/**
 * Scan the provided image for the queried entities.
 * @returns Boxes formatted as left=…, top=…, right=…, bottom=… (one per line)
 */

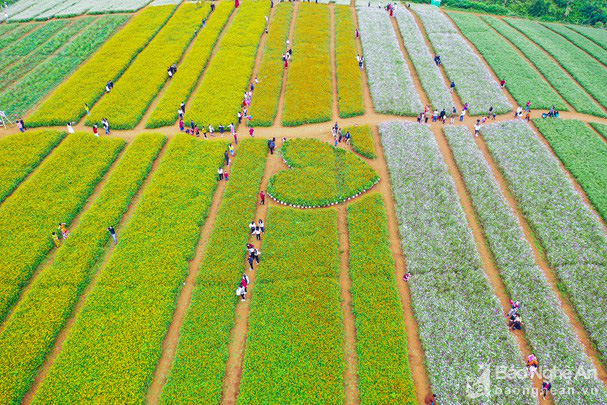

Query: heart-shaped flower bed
left=267, top=138, right=379, bottom=207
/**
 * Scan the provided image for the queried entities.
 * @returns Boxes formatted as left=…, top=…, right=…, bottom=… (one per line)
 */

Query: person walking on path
left=181, top=101, right=186, bottom=114
left=178, top=108, right=184, bottom=120
left=179, top=119, right=185, bottom=132
left=249, top=127, right=254, bottom=137
left=224, top=150, right=230, bottom=166
left=102, top=118, right=110, bottom=135
left=459, top=109, right=465, bottom=122
left=424, top=393, right=437, bottom=405
left=450, top=81, right=455, bottom=93
left=254, top=226, right=261, bottom=240
left=237, top=111, right=242, bottom=124
left=218, top=167, right=224, bottom=181
left=258, top=219, right=265, bottom=233
left=229, top=143, right=235, bottom=157
left=541, top=380, right=552, bottom=400
left=67, top=122, right=75, bottom=134
left=93, top=124, right=99, bottom=137
left=268, top=137, right=276, bottom=154
left=59, top=223, right=69, bottom=239
left=241, top=273, right=250, bottom=292
left=17, top=120, right=24, bottom=133
left=260, top=190, right=265, bottom=205
left=85, top=103, right=91, bottom=116
left=52, top=232, right=61, bottom=248
left=236, top=285, right=247, bottom=301
left=249, top=221, right=256, bottom=234
left=224, top=170, right=229, bottom=181
left=107, top=226, right=117, bottom=244
left=500, top=78, right=506, bottom=88
left=474, top=120, right=481, bottom=137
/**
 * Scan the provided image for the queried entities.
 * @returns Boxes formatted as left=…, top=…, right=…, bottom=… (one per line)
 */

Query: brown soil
left=22, top=140, right=168, bottom=404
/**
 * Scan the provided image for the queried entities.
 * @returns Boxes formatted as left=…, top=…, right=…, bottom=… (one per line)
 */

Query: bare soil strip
left=0, top=143, right=127, bottom=334
left=369, top=124, right=432, bottom=402
left=474, top=133, right=607, bottom=385
left=22, top=140, right=168, bottom=404
left=430, top=125, right=548, bottom=400
left=337, top=205, right=361, bottom=404
left=330, top=4, right=339, bottom=121
left=273, top=2, right=299, bottom=127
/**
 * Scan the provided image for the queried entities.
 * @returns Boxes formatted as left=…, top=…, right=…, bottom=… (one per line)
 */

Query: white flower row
left=380, top=120, right=532, bottom=404
left=7, top=0, right=151, bottom=20
left=394, top=8, right=455, bottom=112
left=411, top=5, right=511, bottom=115
left=482, top=120, right=607, bottom=370
left=356, top=6, right=423, bottom=116
left=444, top=125, right=607, bottom=403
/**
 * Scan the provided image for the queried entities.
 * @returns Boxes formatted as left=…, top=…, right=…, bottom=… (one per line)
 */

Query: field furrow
left=0, top=23, right=39, bottom=52
left=568, top=24, right=607, bottom=51
left=0, top=133, right=165, bottom=405
left=542, top=22, right=607, bottom=66
left=32, top=135, right=227, bottom=403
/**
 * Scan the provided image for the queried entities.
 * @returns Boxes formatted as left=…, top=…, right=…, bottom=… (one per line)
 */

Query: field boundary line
left=273, top=2, right=298, bottom=127
left=541, top=22, right=607, bottom=70
left=586, top=121, right=607, bottom=146
left=330, top=4, right=339, bottom=121
left=350, top=6, right=374, bottom=114
left=21, top=139, right=169, bottom=404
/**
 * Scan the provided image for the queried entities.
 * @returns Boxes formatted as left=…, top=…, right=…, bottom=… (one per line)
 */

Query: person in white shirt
left=67, top=122, right=75, bottom=134
left=236, top=285, right=246, bottom=301
left=249, top=221, right=256, bottom=234
left=474, top=123, right=481, bottom=137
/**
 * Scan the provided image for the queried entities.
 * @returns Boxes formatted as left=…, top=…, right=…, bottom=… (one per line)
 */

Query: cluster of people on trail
left=282, top=43, right=293, bottom=69
left=356, top=53, right=364, bottom=71
left=331, top=122, right=351, bottom=147
left=434, top=54, right=442, bottom=66
left=249, top=219, right=265, bottom=240
left=542, top=105, right=560, bottom=119
left=384, top=2, right=398, bottom=16
left=217, top=144, right=234, bottom=182
left=16, top=117, right=25, bottom=132
left=90, top=118, right=110, bottom=137
left=167, top=64, right=178, bottom=78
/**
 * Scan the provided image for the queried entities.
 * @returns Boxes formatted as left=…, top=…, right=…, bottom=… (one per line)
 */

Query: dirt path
left=146, top=143, right=233, bottom=405
left=390, top=15, right=430, bottom=109
left=429, top=125, right=548, bottom=401
left=474, top=133, right=607, bottom=385
left=22, top=140, right=168, bottom=404
left=337, top=205, right=361, bottom=404
left=273, top=2, right=299, bottom=127
left=330, top=4, right=339, bottom=121
left=0, top=142, right=127, bottom=332
left=369, top=125, right=432, bottom=402
left=349, top=6, right=374, bottom=114
left=219, top=151, right=279, bottom=405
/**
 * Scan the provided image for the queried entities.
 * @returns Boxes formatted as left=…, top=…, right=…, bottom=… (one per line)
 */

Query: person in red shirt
left=259, top=190, right=265, bottom=205
left=500, top=79, right=506, bottom=88
left=424, top=393, right=437, bottom=405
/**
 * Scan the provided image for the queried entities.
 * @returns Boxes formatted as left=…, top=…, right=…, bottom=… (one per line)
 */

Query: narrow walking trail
left=23, top=140, right=169, bottom=404
left=349, top=6, right=374, bottom=114
left=273, top=1, right=299, bottom=127
left=330, top=3, right=339, bottom=121
left=337, top=205, right=361, bottom=405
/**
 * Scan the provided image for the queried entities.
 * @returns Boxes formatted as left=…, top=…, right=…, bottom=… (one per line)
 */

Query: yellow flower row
left=0, top=133, right=125, bottom=324
left=282, top=3, right=332, bottom=126
left=0, top=133, right=166, bottom=405
left=347, top=194, right=418, bottom=404
left=335, top=5, right=365, bottom=118
left=344, top=124, right=376, bottom=158
left=247, top=3, right=293, bottom=127
left=86, top=4, right=207, bottom=129
left=0, top=130, right=64, bottom=204
left=186, top=0, right=271, bottom=127
left=162, top=139, right=268, bottom=403
left=33, top=135, right=228, bottom=403
left=146, top=2, right=234, bottom=129
left=27, top=5, right=176, bottom=126
left=239, top=207, right=345, bottom=403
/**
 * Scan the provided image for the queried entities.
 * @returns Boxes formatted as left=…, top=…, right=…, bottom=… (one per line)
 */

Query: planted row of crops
left=33, top=135, right=227, bottom=403
left=0, top=133, right=124, bottom=325
left=347, top=194, right=417, bottom=403
left=481, top=120, right=607, bottom=366
left=506, top=18, right=607, bottom=110
left=161, top=139, right=267, bottom=403
left=186, top=0, right=270, bottom=127
left=394, top=8, right=454, bottom=112
left=335, top=5, right=365, bottom=118
left=568, top=24, right=607, bottom=51
left=87, top=4, right=206, bottom=129
left=0, top=133, right=165, bottom=405
left=147, top=2, right=234, bottom=129
left=533, top=119, right=607, bottom=223
left=412, top=5, right=511, bottom=115
left=238, top=207, right=345, bottom=403
left=27, top=6, right=175, bottom=126
left=282, top=3, right=332, bottom=126
left=0, top=23, right=38, bottom=52
left=345, top=124, right=376, bottom=159
left=483, top=16, right=605, bottom=117
left=444, top=125, right=607, bottom=403
left=448, top=13, right=566, bottom=110
left=247, top=2, right=293, bottom=127
left=0, top=130, right=64, bottom=205
left=379, top=121, right=531, bottom=403
left=268, top=138, right=378, bottom=207
left=356, top=6, right=422, bottom=115
left=0, top=15, right=129, bottom=118
left=542, top=23, right=607, bottom=66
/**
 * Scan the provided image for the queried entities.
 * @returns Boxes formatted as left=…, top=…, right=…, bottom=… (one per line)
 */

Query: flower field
left=542, top=23, right=607, bottom=66
left=282, top=3, right=332, bottom=126
left=347, top=194, right=417, bottom=403
left=0, top=133, right=124, bottom=324
left=335, top=5, right=365, bottom=118
left=268, top=138, right=378, bottom=207
left=33, top=135, right=227, bottom=403
left=146, top=3, right=233, bottom=129
left=161, top=139, right=267, bottom=403
left=4, top=0, right=151, bottom=20
left=380, top=121, right=532, bottom=403
left=27, top=6, right=175, bottom=126
left=0, top=15, right=129, bottom=118
left=484, top=16, right=606, bottom=117
left=247, top=3, right=293, bottom=127
left=444, top=125, right=607, bottom=403
left=394, top=8, right=454, bottom=112
left=412, top=5, right=511, bottom=115
left=568, top=24, right=607, bottom=51
left=448, top=13, right=566, bottom=110
left=86, top=4, right=206, bottom=129
left=344, top=124, right=375, bottom=159
left=185, top=0, right=270, bottom=127
left=0, top=130, right=64, bottom=205
left=533, top=119, right=607, bottom=223
left=0, top=133, right=165, bottom=405
left=482, top=120, right=607, bottom=365
left=356, top=6, right=422, bottom=115
left=506, top=18, right=607, bottom=110
left=238, top=207, right=345, bottom=403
